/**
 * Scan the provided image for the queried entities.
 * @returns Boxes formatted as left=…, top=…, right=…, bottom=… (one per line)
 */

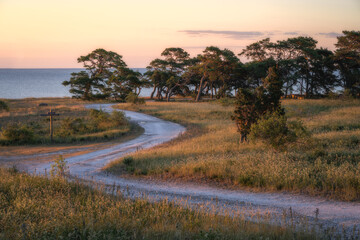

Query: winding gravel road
left=2, top=104, right=360, bottom=234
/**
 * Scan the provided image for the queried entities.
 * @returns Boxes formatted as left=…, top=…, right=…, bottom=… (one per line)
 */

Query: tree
left=334, top=30, right=360, bottom=97
left=194, top=47, right=239, bottom=101
left=145, top=48, right=190, bottom=101
left=242, top=58, right=276, bottom=88
left=232, top=67, right=284, bottom=142
left=145, top=58, right=169, bottom=100
left=107, top=68, right=146, bottom=101
left=63, top=71, right=103, bottom=100
left=269, top=37, right=318, bottom=96
left=307, top=48, right=338, bottom=95
left=63, top=49, right=127, bottom=100
left=161, top=48, right=190, bottom=101
left=240, top=36, right=333, bottom=97
left=240, top=38, right=271, bottom=62
left=232, top=88, right=261, bottom=142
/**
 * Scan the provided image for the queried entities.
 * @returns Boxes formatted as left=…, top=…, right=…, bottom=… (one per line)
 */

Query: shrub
left=0, top=100, right=9, bottom=112
left=125, top=92, right=145, bottom=105
left=56, top=117, right=87, bottom=137
left=50, top=155, right=69, bottom=178
left=110, top=111, right=128, bottom=126
left=123, top=156, right=135, bottom=173
left=89, top=109, right=110, bottom=123
left=88, top=109, right=129, bottom=131
left=1, top=123, right=34, bottom=144
left=123, top=156, right=134, bottom=166
left=249, top=112, right=309, bottom=151
left=89, top=109, right=112, bottom=131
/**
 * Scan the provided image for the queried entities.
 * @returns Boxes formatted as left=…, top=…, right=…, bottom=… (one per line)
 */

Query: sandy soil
left=2, top=103, right=359, bottom=234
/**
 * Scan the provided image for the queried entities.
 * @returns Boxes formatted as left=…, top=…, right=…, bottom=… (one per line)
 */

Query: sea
left=0, top=68, right=150, bottom=99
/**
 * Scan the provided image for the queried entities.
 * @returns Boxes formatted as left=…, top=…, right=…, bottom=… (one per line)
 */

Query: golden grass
left=0, top=167, right=334, bottom=239
left=0, top=98, right=137, bottom=145
left=107, top=99, right=360, bottom=201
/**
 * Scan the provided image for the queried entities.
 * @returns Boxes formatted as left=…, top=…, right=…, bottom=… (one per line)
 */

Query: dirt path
left=2, top=103, right=359, bottom=234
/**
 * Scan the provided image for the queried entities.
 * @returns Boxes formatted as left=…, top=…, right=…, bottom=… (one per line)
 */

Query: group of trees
left=64, top=31, right=359, bottom=101
left=63, top=49, right=149, bottom=101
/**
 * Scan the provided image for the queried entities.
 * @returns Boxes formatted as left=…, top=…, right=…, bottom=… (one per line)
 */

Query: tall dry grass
left=107, top=99, right=360, bottom=201
left=0, top=167, right=329, bottom=239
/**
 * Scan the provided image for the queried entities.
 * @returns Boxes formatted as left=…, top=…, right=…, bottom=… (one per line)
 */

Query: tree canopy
left=334, top=30, right=360, bottom=96
left=63, top=48, right=146, bottom=101
left=64, top=31, right=359, bottom=101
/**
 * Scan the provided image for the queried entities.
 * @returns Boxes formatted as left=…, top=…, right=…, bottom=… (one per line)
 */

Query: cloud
left=284, top=32, right=299, bottom=35
left=179, top=30, right=264, bottom=39
left=182, top=45, right=246, bottom=49
left=318, top=32, right=342, bottom=38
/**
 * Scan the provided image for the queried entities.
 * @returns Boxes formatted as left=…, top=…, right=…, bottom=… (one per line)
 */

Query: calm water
left=0, top=68, right=149, bottom=99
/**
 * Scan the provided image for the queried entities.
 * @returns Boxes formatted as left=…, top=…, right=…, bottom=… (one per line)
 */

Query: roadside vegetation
left=108, top=99, right=360, bottom=201
left=0, top=166, right=345, bottom=240
left=0, top=98, right=133, bottom=145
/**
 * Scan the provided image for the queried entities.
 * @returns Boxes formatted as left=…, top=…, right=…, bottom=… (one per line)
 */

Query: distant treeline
left=63, top=30, right=360, bottom=101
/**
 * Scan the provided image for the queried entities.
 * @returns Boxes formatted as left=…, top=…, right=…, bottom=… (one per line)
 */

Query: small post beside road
left=40, top=108, right=60, bottom=143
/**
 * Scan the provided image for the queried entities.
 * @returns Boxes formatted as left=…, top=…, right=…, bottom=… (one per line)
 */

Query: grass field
left=107, top=99, right=360, bottom=201
left=0, top=98, right=134, bottom=145
left=0, top=167, right=338, bottom=240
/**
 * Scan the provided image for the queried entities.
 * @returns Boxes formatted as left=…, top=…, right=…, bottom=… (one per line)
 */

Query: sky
left=0, top=0, right=359, bottom=68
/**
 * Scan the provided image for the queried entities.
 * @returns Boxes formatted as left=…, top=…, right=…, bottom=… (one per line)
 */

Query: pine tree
left=232, top=67, right=284, bottom=143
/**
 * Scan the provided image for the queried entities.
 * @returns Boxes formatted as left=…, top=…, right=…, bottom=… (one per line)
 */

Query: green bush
left=1, top=123, right=34, bottom=144
left=110, top=111, right=128, bottom=126
left=88, top=109, right=128, bottom=131
left=88, top=109, right=112, bottom=131
left=125, top=92, right=145, bottom=105
left=54, top=109, right=128, bottom=139
left=123, top=156, right=134, bottom=166
left=0, top=100, right=9, bottom=112
left=50, top=155, right=69, bottom=178
left=56, top=117, right=87, bottom=137
left=249, top=112, right=309, bottom=151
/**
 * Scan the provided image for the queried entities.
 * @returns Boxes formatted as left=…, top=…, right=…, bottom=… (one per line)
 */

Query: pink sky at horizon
left=0, top=0, right=359, bottom=68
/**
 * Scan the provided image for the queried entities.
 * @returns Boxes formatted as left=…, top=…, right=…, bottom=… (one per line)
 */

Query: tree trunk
left=240, top=134, right=247, bottom=143
left=150, top=86, right=156, bottom=99
left=195, top=76, right=206, bottom=102
left=156, top=87, right=162, bottom=100
left=167, top=86, right=177, bottom=102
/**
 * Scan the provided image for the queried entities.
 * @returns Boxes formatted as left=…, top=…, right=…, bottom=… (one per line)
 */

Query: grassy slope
left=0, top=168, right=324, bottom=240
left=0, top=98, right=138, bottom=145
left=107, top=99, right=360, bottom=201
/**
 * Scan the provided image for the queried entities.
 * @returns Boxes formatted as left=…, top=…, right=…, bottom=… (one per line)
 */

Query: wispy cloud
left=182, top=45, right=246, bottom=49
left=179, top=30, right=264, bottom=39
left=318, top=32, right=342, bottom=38
left=284, top=32, right=299, bottom=35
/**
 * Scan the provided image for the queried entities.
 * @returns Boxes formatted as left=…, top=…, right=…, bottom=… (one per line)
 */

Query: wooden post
left=50, top=108, right=53, bottom=142
left=41, top=108, right=59, bottom=143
